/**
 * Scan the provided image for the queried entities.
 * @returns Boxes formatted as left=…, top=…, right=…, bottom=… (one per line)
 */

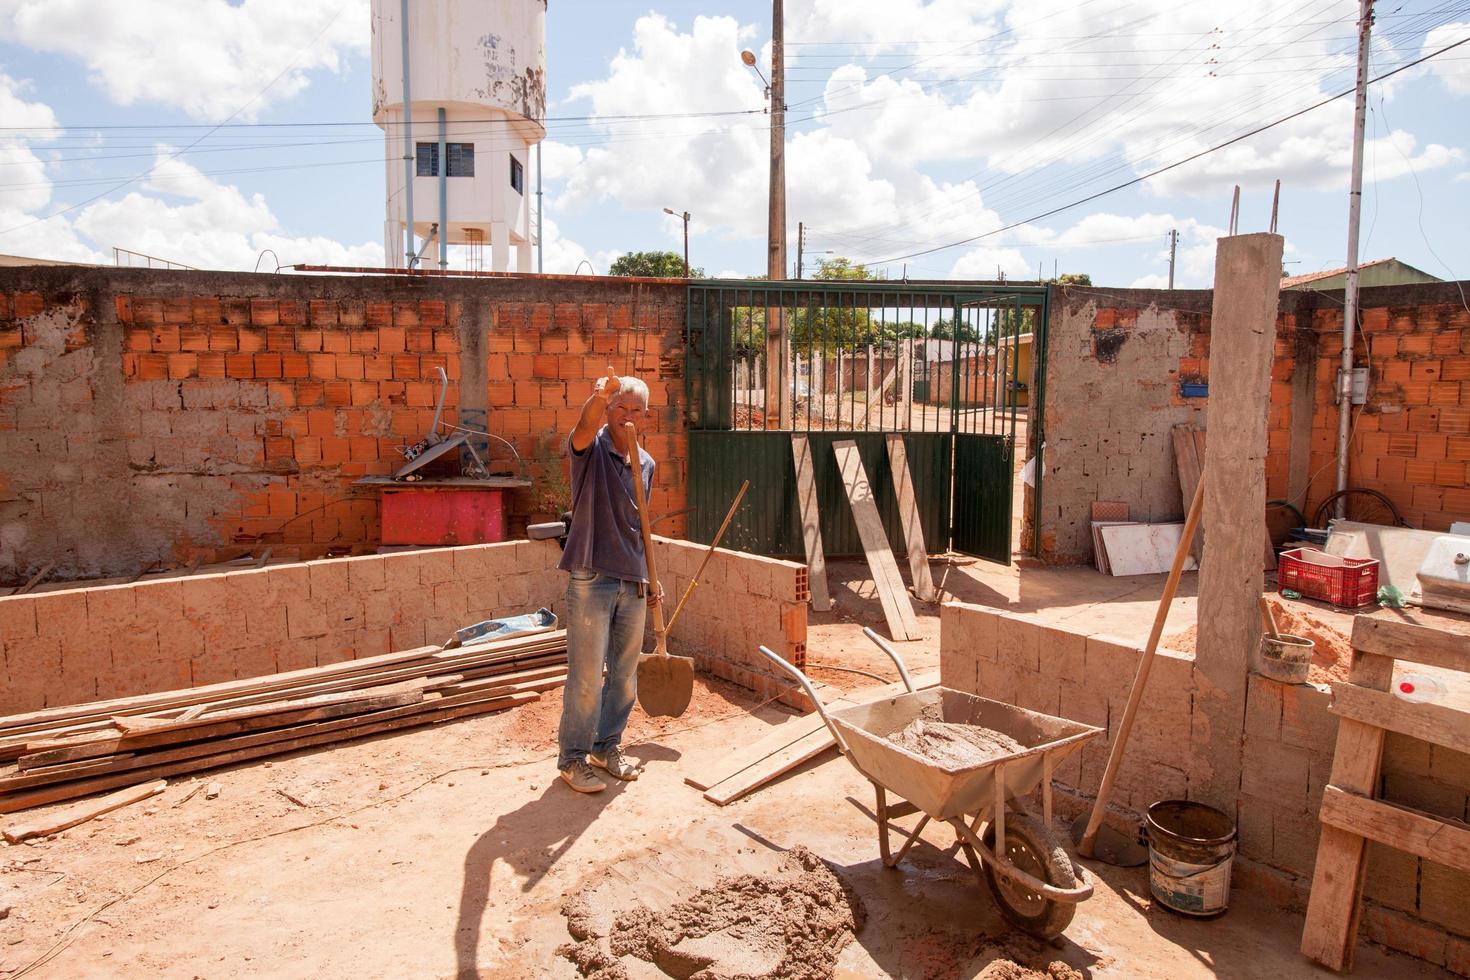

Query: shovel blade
left=637, top=652, right=694, bottom=717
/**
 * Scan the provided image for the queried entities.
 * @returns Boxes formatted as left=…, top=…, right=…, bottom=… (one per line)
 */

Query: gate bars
left=686, top=280, right=1047, bottom=442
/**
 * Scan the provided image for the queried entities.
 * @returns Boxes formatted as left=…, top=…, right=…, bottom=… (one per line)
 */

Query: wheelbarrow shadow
left=736, top=811, right=1105, bottom=979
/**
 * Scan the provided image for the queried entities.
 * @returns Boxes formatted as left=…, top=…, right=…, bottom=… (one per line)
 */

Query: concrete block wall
left=1034, top=281, right=1470, bottom=563
left=0, top=268, right=688, bottom=586
left=0, top=539, right=565, bottom=715
left=939, top=599, right=1470, bottom=973
left=653, top=535, right=810, bottom=709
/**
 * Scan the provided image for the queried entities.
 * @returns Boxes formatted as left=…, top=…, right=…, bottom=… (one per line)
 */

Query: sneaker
left=588, top=747, right=640, bottom=781
left=559, top=760, right=606, bottom=794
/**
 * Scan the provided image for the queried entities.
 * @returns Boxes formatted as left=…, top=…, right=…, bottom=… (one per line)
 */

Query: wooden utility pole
left=763, top=0, right=790, bottom=429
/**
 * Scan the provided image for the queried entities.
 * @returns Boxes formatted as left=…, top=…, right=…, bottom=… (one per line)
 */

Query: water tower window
left=415, top=143, right=476, bottom=177
left=510, top=155, right=524, bottom=195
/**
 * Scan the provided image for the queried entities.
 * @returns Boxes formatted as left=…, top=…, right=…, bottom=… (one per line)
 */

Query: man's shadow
left=454, top=743, right=681, bottom=979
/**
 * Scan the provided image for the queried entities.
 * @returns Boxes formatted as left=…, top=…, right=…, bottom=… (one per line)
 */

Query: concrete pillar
left=490, top=221, right=510, bottom=273
left=1193, top=232, right=1284, bottom=814
left=515, top=241, right=531, bottom=273
left=1287, top=326, right=1319, bottom=509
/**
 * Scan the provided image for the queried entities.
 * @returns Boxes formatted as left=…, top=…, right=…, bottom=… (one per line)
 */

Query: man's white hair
left=613, top=375, right=650, bottom=407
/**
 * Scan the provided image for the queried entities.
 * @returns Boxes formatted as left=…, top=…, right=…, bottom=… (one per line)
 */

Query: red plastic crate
left=1277, top=548, right=1379, bottom=608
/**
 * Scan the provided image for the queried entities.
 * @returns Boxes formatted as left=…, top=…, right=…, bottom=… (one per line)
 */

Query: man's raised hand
left=594, top=366, right=621, bottom=401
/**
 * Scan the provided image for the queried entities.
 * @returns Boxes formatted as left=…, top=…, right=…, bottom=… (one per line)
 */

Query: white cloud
left=1130, top=273, right=1169, bottom=288
left=0, top=0, right=368, bottom=121
left=1423, top=23, right=1470, bottom=95
left=947, top=246, right=1031, bottom=280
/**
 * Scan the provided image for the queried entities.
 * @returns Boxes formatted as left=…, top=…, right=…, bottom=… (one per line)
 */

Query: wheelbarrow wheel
left=981, top=812, right=1078, bottom=939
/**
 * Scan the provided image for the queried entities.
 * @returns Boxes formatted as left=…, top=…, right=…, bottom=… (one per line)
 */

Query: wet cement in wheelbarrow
left=558, top=845, right=865, bottom=979
left=887, top=704, right=1026, bottom=770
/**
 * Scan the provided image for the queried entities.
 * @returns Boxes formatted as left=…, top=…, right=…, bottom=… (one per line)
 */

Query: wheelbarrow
left=758, top=632, right=1103, bottom=939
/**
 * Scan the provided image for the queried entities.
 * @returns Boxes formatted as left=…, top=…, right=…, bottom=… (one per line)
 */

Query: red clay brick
left=250, top=300, right=280, bottom=326
left=406, top=327, right=434, bottom=352
left=266, top=326, right=294, bottom=352
left=335, top=354, right=365, bottom=381
left=321, top=436, right=350, bottom=463
left=348, top=436, right=378, bottom=461
left=135, top=353, right=168, bottom=380
left=419, top=300, right=446, bottom=325
left=365, top=302, right=392, bottom=327
left=324, top=381, right=353, bottom=406
left=279, top=301, right=305, bottom=327
left=282, top=353, right=310, bottom=379
left=393, top=354, right=421, bottom=379
left=238, top=329, right=265, bottom=354
left=208, top=327, right=238, bottom=352
left=1399, top=333, right=1432, bottom=355
left=264, top=436, right=294, bottom=461
left=364, top=355, right=393, bottom=381
left=338, top=302, right=366, bottom=327
left=114, top=295, right=133, bottom=323
left=166, top=353, right=197, bottom=379
left=198, top=353, right=226, bottom=379
left=1435, top=461, right=1466, bottom=486
left=253, top=353, right=283, bottom=378
left=150, top=323, right=179, bottom=352
left=225, top=354, right=254, bottom=379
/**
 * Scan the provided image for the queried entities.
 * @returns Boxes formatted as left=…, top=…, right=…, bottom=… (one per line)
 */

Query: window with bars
left=415, top=142, right=475, bottom=177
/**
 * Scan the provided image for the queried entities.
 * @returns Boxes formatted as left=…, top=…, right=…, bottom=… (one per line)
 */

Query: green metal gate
left=684, top=280, right=1048, bottom=564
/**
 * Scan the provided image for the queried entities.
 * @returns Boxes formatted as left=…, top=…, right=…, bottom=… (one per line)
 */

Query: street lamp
left=663, top=207, right=691, bottom=278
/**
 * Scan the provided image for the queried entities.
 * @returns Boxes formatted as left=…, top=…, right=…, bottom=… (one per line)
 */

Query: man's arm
left=569, top=365, right=621, bottom=452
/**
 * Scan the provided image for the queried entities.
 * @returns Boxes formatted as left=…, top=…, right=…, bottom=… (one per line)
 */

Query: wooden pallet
left=1299, top=612, right=1470, bottom=971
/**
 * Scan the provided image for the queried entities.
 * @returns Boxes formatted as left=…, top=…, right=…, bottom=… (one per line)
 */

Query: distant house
left=1281, top=257, right=1441, bottom=291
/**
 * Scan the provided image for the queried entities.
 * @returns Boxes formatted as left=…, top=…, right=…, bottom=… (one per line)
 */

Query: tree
left=608, top=250, right=704, bottom=278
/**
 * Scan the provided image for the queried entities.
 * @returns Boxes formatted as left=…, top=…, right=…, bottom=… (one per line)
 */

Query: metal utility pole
left=536, top=143, right=544, bottom=273
left=399, top=0, right=416, bottom=269
left=1336, top=0, right=1374, bottom=517
left=796, top=221, right=803, bottom=278
left=768, top=0, right=787, bottom=284
left=663, top=207, right=691, bottom=277
left=1167, top=229, right=1178, bottom=289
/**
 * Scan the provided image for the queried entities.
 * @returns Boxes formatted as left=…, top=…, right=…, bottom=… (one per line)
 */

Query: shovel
left=623, top=423, right=694, bottom=717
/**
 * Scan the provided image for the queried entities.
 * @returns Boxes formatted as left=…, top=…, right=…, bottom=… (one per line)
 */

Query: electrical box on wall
left=1334, top=367, right=1369, bottom=405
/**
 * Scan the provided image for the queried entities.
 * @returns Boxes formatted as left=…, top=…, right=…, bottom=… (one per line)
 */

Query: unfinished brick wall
left=653, top=535, right=809, bottom=708
left=0, top=540, right=565, bottom=715
left=940, top=600, right=1470, bottom=972
left=0, top=267, right=688, bottom=586
left=1033, top=282, right=1469, bottom=563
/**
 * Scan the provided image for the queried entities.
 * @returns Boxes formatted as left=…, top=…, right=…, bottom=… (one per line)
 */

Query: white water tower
left=371, top=0, right=547, bottom=272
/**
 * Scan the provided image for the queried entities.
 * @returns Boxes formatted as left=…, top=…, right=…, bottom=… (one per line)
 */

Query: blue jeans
left=557, top=570, right=646, bottom=770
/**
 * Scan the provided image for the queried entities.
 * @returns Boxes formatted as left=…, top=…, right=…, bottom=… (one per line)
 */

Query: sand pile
left=1162, top=599, right=1353, bottom=684
left=559, top=845, right=864, bottom=980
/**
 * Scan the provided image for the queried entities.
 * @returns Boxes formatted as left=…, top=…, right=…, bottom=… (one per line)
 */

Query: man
left=556, top=366, right=659, bottom=794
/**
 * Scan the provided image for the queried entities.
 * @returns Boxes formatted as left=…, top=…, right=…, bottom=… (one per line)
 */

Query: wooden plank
left=833, top=440, right=920, bottom=641
left=1350, top=614, right=1470, bottom=675
left=1329, top=682, right=1470, bottom=756
left=791, top=434, right=832, bottom=612
left=3, top=779, right=166, bottom=843
left=686, top=672, right=937, bottom=795
left=1172, top=424, right=1204, bottom=560
left=1300, top=651, right=1394, bottom=972
left=0, top=630, right=565, bottom=738
left=885, top=434, right=936, bottom=602
left=685, top=713, right=829, bottom=792
left=1319, top=786, right=1470, bottom=874
left=704, top=725, right=838, bottom=806
left=0, top=691, right=541, bottom=812
left=0, top=639, right=565, bottom=757
left=19, top=689, right=430, bottom=770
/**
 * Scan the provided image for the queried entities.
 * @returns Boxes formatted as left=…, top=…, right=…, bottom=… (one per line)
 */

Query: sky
left=0, top=0, right=1467, bottom=288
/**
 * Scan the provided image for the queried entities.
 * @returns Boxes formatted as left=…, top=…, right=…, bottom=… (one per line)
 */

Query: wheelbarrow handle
left=756, top=645, right=851, bottom=756
left=861, top=627, right=916, bottom=693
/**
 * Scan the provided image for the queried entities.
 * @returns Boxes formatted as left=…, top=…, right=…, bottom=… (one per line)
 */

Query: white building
left=371, top=0, right=547, bottom=272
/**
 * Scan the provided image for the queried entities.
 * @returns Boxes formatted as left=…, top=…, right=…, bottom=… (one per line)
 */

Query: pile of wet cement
left=887, top=711, right=1026, bottom=770
left=559, top=845, right=863, bottom=980
left=972, top=953, right=1084, bottom=980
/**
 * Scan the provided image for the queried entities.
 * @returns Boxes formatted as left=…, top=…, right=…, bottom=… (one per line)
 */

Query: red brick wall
left=1302, top=298, right=1470, bottom=530
left=0, top=267, right=688, bottom=586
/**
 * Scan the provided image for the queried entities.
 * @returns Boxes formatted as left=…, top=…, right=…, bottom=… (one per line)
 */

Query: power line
left=868, top=32, right=1470, bottom=265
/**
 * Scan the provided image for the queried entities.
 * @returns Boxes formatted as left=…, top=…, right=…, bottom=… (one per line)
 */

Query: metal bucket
left=1145, top=800, right=1236, bottom=917
left=1258, top=633, right=1314, bottom=684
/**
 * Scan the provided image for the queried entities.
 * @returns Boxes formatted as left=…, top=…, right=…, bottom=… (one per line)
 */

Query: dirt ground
left=0, top=561, right=1454, bottom=979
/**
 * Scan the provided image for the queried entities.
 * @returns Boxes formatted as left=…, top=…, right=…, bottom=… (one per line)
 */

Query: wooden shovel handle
left=665, top=480, right=749, bottom=634
left=1078, top=473, right=1206, bottom=858
left=622, top=423, right=667, bottom=656
left=1258, top=596, right=1281, bottom=640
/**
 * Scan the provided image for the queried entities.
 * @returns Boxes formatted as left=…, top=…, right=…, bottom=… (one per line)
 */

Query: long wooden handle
left=623, top=423, right=667, bottom=657
left=1078, top=474, right=1206, bottom=858
left=666, top=480, right=750, bottom=634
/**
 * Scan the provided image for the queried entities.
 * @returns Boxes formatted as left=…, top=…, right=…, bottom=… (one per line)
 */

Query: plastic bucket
left=1145, top=800, right=1237, bottom=917
left=1258, top=633, right=1314, bottom=684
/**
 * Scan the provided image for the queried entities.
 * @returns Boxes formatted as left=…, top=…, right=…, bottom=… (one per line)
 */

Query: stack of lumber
left=0, top=630, right=568, bottom=814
